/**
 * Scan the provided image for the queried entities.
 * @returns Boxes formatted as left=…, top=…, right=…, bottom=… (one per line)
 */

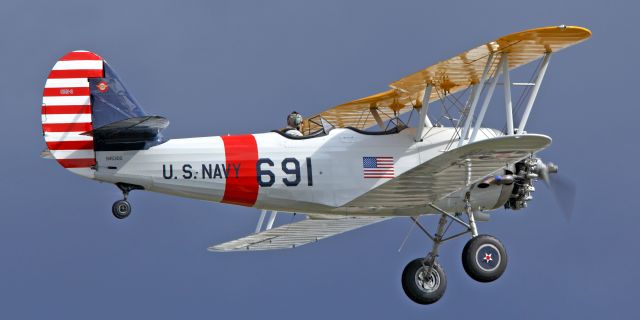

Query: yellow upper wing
left=307, top=25, right=591, bottom=131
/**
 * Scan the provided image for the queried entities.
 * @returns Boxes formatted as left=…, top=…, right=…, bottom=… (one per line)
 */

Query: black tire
left=112, top=200, right=131, bottom=219
left=401, top=258, right=447, bottom=305
left=461, top=234, right=507, bottom=282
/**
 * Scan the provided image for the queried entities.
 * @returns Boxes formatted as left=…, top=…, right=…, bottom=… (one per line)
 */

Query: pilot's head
left=287, top=111, right=303, bottom=130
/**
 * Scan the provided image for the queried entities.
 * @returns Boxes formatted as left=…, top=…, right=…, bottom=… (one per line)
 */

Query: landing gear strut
left=401, top=193, right=508, bottom=305
left=112, top=183, right=143, bottom=219
left=401, top=214, right=449, bottom=304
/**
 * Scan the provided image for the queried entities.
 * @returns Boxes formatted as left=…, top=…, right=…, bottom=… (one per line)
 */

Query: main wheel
left=401, top=258, right=447, bottom=305
left=462, top=234, right=507, bottom=282
left=112, top=200, right=131, bottom=219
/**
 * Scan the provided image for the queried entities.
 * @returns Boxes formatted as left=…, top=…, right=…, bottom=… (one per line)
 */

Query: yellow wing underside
left=307, top=26, right=591, bottom=131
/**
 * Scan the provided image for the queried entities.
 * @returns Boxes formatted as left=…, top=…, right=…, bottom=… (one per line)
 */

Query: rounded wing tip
left=563, top=25, right=592, bottom=37
left=514, top=133, right=552, bottom=147
left=500, top=25, right=592, bottom=44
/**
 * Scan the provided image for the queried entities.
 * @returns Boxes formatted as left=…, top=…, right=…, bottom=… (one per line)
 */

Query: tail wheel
left=462, top=235, right=507, bottom=282
left=112, top=200, right=131, bottom=219
left=401, top=258, right=447, bottom=305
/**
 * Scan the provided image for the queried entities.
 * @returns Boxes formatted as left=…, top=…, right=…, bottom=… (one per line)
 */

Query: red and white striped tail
left=41, top=50, right=104, bottom=178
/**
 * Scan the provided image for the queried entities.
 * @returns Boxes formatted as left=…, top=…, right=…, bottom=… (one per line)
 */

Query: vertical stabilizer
left=41, top=50, right=103, bottom=178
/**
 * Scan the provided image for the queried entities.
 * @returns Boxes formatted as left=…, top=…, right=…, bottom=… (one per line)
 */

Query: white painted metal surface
left=90, top=127, right=549, bottom=217
left=345, top=134, right=550, bottom=213
left=518, top=53, right=552, bottom=133
left=470, top=61, right=502, bottom=143
left=255, top=210, right=267, bottom=233
left=458, top=53, right=494, bottom=146
left=265, top=211, right=278, bottom=230
left=209, top=216, right=389, bottom=251
left=415, top=85, right=433, bottom=142
left=502, top=55, right=514, bottom=135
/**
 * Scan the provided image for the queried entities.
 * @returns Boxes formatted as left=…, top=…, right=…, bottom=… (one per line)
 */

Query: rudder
left=41, top=50, right=102, bottom=178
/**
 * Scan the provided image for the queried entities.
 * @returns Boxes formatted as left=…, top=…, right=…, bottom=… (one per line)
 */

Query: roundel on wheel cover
left=476, top=243, right=501, bottom=271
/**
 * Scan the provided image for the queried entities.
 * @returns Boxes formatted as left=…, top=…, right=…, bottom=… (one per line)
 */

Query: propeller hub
left=507, top=157, right=575, bottom=220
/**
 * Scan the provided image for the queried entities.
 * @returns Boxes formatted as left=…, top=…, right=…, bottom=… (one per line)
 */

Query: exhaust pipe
left=477, top=175, right=515, bottom=189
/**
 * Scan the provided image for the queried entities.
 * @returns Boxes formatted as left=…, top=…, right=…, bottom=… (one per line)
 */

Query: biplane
left=40, top=25, right=590, bottom=304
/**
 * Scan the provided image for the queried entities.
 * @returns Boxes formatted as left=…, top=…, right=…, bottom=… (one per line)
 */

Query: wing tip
left=207, top=245, right=234, bottom=252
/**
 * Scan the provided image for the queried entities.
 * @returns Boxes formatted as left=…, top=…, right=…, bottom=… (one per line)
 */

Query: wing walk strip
left=209, top=216, right=389, bottom=251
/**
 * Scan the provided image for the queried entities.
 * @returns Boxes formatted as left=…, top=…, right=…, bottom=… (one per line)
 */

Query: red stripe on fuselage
left=221, top=135, right=259, bottom=207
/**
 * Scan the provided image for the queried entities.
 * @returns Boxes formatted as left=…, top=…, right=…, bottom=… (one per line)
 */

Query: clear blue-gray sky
left=1, top=0, right=636, bottom=319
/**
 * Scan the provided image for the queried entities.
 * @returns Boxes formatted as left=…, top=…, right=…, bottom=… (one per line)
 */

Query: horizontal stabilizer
left=82, top=116, right=169, bottom=151
left=209, top=216, right=390, bottom=252
left=83, top=115, right=169, bottom=138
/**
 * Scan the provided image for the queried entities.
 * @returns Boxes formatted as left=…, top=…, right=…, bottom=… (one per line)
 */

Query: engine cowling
left=433, top=180, right=514, bottom=214
left=432, top=157, right=557, bottom=216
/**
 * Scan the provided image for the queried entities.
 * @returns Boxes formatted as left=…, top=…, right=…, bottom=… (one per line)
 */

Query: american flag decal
left=362, top=156, right=395, bottom=178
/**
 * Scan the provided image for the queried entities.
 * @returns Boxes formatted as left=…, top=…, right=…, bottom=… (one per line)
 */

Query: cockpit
left=274, top=115, right=408, bottom=140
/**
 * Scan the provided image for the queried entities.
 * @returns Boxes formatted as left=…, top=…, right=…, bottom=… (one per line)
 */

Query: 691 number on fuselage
left=257, top=157, right=313, bottom=187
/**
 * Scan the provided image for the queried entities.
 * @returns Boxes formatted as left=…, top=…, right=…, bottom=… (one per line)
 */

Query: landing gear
left=461, top=235, right=507, bottom=282
left=402, top=259, right=446, bottom=305
left=112, top=183, right=143, bottom=219
left=401, top=192, right=508, bottom=305
left=112, top=199, right=131, bottom=219
left=402, top=213, right=451, bottom=304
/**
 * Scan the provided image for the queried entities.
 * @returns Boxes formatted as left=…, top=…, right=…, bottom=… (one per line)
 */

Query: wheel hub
left=117, top=204, right=128, bottom=214
left=415, top=266, right=440, bottom=293
left=475, top=243, right=500, bottom=272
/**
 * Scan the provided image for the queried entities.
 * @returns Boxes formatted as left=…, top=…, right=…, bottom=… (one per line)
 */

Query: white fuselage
left=92, top=127, right=510, bottom=216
